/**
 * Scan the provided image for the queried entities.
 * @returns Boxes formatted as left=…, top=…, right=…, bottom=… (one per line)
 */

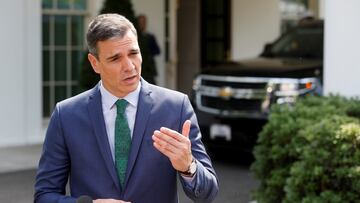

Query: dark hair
left=86, top=13, right=137, bottom=58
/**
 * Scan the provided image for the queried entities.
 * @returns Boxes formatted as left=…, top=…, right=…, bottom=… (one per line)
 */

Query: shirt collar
left=99, top=80, right=141, bottom=110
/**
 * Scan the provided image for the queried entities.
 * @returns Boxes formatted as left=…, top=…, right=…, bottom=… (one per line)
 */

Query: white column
left=165, top=0, right=178, bottom=90
left=318, top=0, right=325, bottom=19
left=324, top=0, right=360, bottom=97
left=24, top=0, right=42, bottom=144
left=0, top=0, right=42, bottom=147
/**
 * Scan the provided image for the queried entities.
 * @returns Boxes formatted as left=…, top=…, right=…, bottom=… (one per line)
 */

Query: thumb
left=182, top=120, right=191, bottom=138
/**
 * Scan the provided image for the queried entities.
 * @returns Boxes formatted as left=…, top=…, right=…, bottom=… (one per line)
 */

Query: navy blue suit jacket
left=34, top=80, right=218, bottom=203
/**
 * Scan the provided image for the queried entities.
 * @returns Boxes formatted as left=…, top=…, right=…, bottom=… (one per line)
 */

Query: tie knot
left=115, top=99, right=128, bottom=114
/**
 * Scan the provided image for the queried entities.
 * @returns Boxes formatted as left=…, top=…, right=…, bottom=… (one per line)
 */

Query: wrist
left=179, top=158, right=197, bottom=177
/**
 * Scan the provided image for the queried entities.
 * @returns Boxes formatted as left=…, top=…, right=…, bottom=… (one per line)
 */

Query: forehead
left=97, top=30, right=139, bottom=56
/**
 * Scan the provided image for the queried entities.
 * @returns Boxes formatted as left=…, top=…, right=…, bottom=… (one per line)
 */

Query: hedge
left=251, top=96, right=360, bottom=203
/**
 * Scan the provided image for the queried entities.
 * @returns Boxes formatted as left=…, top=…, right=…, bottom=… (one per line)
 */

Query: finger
left=182, top=120, right=191, bottom=138
left=159, top=127, right=186, bottom=142
left=152, top=131, right=178, bottom=149
left=153, top=131, right=191, bottom=160
left=153, top=141, right=177, bottom=158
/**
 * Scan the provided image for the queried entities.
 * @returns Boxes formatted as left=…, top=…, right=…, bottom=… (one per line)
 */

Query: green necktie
left=115, top=99, right=131, bottom=187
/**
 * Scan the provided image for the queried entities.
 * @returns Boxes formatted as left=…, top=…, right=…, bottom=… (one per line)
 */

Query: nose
left=122, top=57, right=135, bottom=71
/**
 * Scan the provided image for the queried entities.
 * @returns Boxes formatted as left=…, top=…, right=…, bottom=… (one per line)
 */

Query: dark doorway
left=201, top=0, right=231, bottom=67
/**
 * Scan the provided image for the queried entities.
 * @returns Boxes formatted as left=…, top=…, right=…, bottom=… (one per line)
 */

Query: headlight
left=192, top=76, right=201, bottom=91
left=272, top=77, right=318, bottom=104
left=279, top=82, right=298, bottom=92
left=275, top=81, right=299, bottom=97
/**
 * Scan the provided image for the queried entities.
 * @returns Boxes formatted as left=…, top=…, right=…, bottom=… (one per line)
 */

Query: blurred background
left=0, top=0, right=359, bottom=202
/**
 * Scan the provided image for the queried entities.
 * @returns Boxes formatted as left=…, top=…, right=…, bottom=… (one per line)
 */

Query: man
left=137, top=14, right=160, bottom=84
left=34, top=14, right=218, bottom=203
left=138, top=14, right=161, bottom=58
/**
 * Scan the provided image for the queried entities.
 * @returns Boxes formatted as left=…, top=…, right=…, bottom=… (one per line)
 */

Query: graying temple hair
left=86, top=13, right=137, bottom=58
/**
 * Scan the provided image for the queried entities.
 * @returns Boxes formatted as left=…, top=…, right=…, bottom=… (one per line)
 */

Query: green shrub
left=251, top=96, right=360, bottom=203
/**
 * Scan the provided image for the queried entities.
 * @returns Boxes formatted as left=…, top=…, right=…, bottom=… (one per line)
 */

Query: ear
left=88, top=53, right=100, bottom=74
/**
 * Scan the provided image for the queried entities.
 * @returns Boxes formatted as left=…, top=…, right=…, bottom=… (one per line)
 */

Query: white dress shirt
left=99, top=81, right=141, bottom=162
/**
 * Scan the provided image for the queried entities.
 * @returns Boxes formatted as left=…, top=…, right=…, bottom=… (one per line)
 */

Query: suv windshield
left=265, top=22, right=323, bottom=59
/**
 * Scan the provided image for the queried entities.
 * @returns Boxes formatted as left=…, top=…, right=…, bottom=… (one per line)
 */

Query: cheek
left=103, top=65, right=120, bottom=78
left=135, top=56, right=142, bottom=69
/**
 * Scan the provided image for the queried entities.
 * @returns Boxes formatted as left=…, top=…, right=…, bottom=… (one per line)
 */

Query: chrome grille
left=201, top=96, right=262, bottom=111
left=195, top=75, right=270, bottom=118
left=194, top=74, right=319, bottom=118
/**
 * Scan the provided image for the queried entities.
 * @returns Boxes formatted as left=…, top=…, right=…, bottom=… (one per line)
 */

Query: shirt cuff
left=180, top=172, right=197, bottom=188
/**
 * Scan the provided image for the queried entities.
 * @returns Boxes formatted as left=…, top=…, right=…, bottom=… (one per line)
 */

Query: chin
left=128, top=80, right=140, bottom=90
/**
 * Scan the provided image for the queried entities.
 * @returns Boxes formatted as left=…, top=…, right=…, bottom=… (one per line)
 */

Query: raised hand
left=152, top=120, right=193, bottom=172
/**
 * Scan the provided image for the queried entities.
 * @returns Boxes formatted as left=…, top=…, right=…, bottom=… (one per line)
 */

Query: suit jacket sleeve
left=34, top=104, right=76, bottom=203
left=178, top=95, right=219, bottom=203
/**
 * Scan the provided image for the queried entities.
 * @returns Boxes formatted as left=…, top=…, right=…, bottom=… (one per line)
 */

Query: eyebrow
left=105, top=48, right=140, bottom=61
left=130, top=48, right=140, bottom=53
left=106, top=54, right=120, bottom=61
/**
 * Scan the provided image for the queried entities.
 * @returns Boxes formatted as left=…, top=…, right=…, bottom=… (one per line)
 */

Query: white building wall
left=318, top=0, right=325, bottom=19
left=88, top=0, right=104, bottom=21
left=0, top=0, right=42, bottom=147
left=324, top=0, right=360, bottom=97
left=231, top=0, right=280, bottom=60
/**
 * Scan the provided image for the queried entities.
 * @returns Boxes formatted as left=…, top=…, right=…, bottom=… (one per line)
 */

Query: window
left=42, top=0, right=88, bottom=117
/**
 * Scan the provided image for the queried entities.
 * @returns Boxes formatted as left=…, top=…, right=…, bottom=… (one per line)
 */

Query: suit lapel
left=124, top=80, right=153, bottom=188
left=87, top=85, right=121, bottom=192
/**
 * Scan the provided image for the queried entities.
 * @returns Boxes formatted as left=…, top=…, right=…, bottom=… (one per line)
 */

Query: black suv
left=192, top=20, right=324, bottom=152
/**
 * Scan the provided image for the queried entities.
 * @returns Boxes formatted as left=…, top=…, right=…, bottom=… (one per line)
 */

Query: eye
left=110, top=56, right=119, bottom=62
left=130, top=50, right=139, bottom=56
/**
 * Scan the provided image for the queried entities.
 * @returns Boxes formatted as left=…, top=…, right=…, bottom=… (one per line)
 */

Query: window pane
left=72, top=85, right=81, bottom=95
left=215, top=0, right=224, bottom=15
left=55, top=15, right=67, bottom=46
left=207, top=42, right=223, bottom=62
left=55, top=86, right=67, bottom=103
left=42, top=15, right=50, bottom=46
left=71, top=16, right=84, bottom=46
left=42, top=0, right=88, bottom=118
left=207, top=0, right=223, bottom=15
left=74, top=0, right=87, bottom=10
left=55, top=51, right=67, bottom=81
left=43, top=86, right=50, bottom=117
left=42, top=0, right=53, bottom=9
left=206, top=19, right=224, bottom=39
left=43, top=50, right=50, bottom=81
left=72, top=50, right=84, bottom=80
left=57, top=0, right=70, bottom=9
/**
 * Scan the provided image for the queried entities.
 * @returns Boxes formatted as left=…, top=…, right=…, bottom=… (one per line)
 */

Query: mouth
left=123, top=74, right=138, bottom=84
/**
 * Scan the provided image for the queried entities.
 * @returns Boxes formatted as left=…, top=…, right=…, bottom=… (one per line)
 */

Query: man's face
left=88, top=30, right=142, bottom=98
left=138, top=16, right=146, bottom=32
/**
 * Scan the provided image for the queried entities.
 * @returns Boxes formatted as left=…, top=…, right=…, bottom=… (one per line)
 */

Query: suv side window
left=270, top=25, right=323, bottom=58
